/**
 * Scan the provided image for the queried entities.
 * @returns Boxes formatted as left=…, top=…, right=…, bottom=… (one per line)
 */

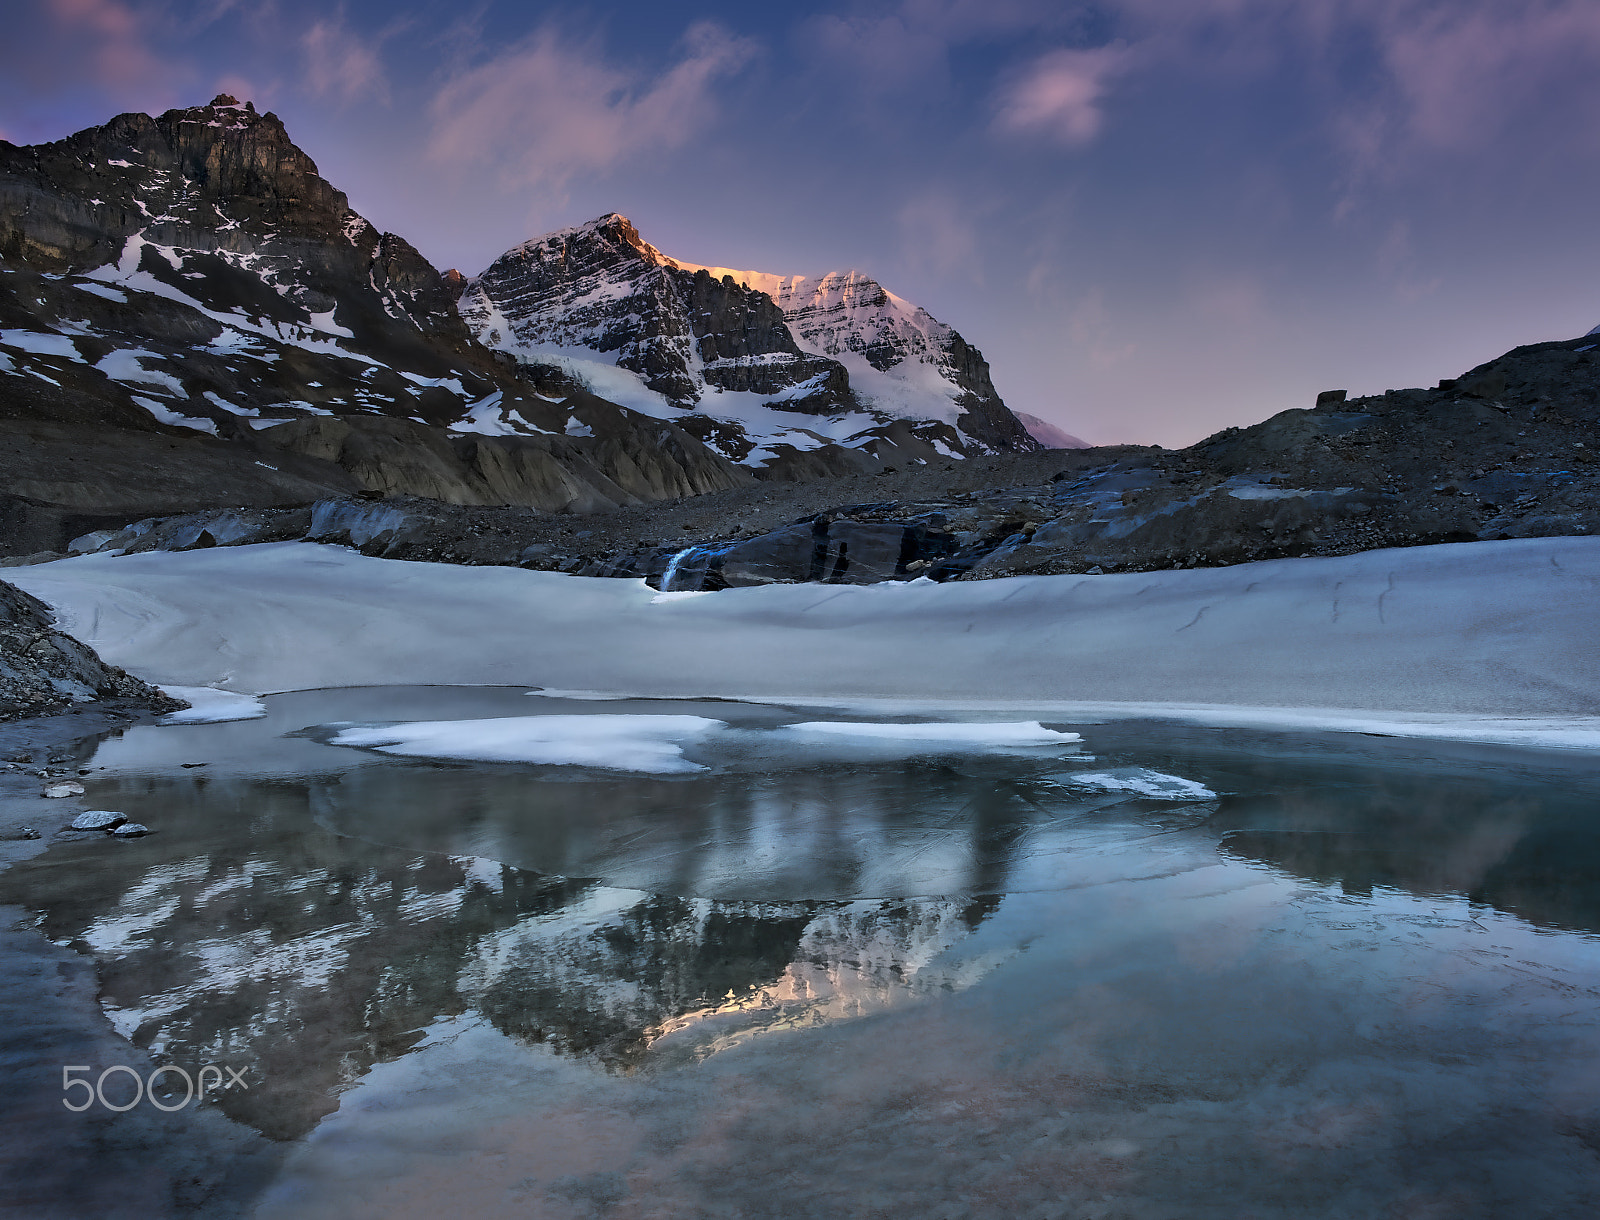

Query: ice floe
left=158, top=686, right=268, bottom=724
left=313, top=714, right=1087, bottom=773
left=1055, top=768, right=1218, bottom=801
left=778, top=721, right=1080, bottom=747
left=327, top=714, right=727, bottom=773
left=13, top=538, right=1600, bottom=754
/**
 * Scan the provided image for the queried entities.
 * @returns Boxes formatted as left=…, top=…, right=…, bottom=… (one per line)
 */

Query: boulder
left=719, top=524, right=821, bottom=587
left=70, top=811, right=125, bottom=831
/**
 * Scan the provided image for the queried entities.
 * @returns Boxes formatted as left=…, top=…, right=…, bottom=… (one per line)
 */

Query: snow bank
left=158, top=686, right=267, bottom=724
left=778, top=721, right=1080, bottom=747
left=327, top=714, right=725, bottom=773
left=11, top=538, right=1600, bottom=752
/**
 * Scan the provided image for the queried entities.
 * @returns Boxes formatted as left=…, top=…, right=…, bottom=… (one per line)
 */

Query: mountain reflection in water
left=4, top=691, right=1600, bottom=1165
left=1, top=763, right=1051, bottom=1140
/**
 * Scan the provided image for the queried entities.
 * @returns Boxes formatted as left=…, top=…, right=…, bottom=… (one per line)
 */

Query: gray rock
left=719, top=524, right=821, bottom=587
left=66, top=529, right=123, bottom=554
left=2, top=579, right=186, bottom=721
left=111, top=822, right=150, bottom=838
left=42, top=781, right=84, bottom=798
left=650, top=517, right=928, bottom=590
left=70, top=810, right=125, bottom=831
left=1456, top=367, right=1508, bottom=399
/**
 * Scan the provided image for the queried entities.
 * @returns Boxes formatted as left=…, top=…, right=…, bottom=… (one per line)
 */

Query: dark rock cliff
left=0, top=102, right=751, bottom=551
left=0, top=580, right=182, bottom=719
left=85, top=330, right=1597, bottom=588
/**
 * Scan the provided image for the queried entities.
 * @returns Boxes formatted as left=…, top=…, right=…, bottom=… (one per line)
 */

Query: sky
left=6, top=1, right=1600, bottom=446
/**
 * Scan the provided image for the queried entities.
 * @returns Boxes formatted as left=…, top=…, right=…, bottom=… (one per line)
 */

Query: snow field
left=10, top=536, right=1600, bottom=752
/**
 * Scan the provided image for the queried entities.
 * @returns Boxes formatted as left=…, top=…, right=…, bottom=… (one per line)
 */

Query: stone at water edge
left=42, top=781, right=84, bottom=798
left=111, top=823, right=151, bottom=838
left=2, top=827, right=41, bottom=840
left=69, top=810, right=125, bottom=831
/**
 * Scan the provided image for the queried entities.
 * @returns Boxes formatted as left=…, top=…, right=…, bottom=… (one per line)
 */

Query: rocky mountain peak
left=496, top=211, right=672, bottom=283
left=149, top=96, right=346, bottom=230
left=1, top=108, right=752, bottom=519
left=462, top=214, right=1044, bottom=467
left=0, top=96, right=354, bottom=272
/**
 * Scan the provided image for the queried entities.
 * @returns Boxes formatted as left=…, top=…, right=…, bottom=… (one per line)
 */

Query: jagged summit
left=460, top=212, right=1042, bottom=474
left=505, top=212, right=673, bottom=269
left=0, top=107, right=751, bottom=527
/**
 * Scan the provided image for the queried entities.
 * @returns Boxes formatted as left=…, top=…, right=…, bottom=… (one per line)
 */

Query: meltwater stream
left=4, top=687, right=1600, bottom=1219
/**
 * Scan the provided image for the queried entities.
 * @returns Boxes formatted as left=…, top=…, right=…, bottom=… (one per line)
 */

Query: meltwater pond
left=4, top=687, right=1600, bottom=1219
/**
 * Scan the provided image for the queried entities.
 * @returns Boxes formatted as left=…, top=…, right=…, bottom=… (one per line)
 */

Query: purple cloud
left=302, top=12, right=391, bottom=106
left=427, top=21, right=756, bottom=195
left=994, top=44, right=1129, bottom=145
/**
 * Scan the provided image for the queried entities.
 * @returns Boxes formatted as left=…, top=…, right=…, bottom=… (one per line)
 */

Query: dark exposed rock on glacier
left=0, top=579, right=184, bottom=720
left=967, top=336, right=1599, bottom=578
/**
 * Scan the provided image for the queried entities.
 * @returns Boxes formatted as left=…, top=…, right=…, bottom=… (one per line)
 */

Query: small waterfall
left=659, top=546, right=699, bottom=592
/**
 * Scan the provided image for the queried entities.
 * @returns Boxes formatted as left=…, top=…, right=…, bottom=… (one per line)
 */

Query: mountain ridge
left=459, top=212, right=1043, bottom=475
left=0, top=97, right=758, bottom=549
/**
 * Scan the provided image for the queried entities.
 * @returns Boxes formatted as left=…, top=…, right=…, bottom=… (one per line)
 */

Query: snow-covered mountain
left=459, top=214, right=1041, bottom=475
left=0, top=99, right=749, bottom=530
left=1012, top=411, right=1089, bottom=449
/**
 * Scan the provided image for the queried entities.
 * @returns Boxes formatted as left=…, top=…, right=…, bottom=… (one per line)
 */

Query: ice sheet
left=327, top=714, right=727, bottom=773
left=11, top=538, right=1600, bottom=752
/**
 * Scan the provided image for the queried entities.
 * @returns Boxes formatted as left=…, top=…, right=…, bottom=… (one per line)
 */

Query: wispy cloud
left=46, top=0, right=181, bottom=105
left=1067, top=286, right=1138, bottom=371
left=302, top=11, right=390, bottom=105
left=1371, top=0, right=1600, bottom=150
left=896, top=192, right=984, bottom=283
left=801, top=0, right=1095, bottom=100
left=994, top=44, right=1128, bottom=145
left=427, top=21, right=755, bottom=194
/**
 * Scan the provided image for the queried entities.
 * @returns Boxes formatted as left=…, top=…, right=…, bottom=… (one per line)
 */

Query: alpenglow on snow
left=457, top=214, right=1046, bottom=477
